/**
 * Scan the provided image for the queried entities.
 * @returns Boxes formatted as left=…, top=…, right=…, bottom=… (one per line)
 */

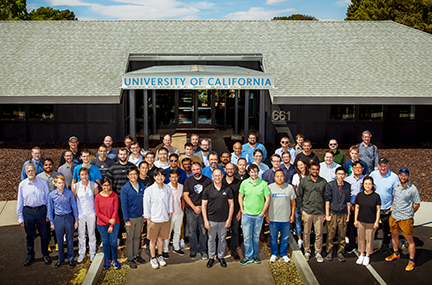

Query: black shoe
left=346, top=245, right=356, bottom=254
left=207, top=258, right=216, bottom=268
left=380, top=243, right=389, bottom=254
left=162, top=252, right=169, bottom=259
left=43, top=255, right=52, bottom=265
left=69, top=260, right=75, bottom=269
left=134, top=256, right=146, bottom=264
left=173, top=249, right=185, bottom=256
left=219, top=258, right=227, bottom=267
left=190, top=253, right=197, bottom=259
left=23, top=256, right=35, bottom=267
left=54, top=261, right=63, bottom=269
left=129, top=259, right=137, bottom=269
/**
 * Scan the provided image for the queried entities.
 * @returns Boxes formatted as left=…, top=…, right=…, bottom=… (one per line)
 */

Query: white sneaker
left=180, top=239, right=185, bottom=248
left=304, top=253, right=311, bottom=262
left=282, top=256, right=290, bottom=263
left=362, top=256, right=370, bottom=266
left=298, top=239, right=303, bottom=249
left=157, top=255, right=167, bottom=266
left=150, top=258, right=159, bottom=269
left=77, top=255, right=84, bottom=263
left=315, top=253, right=324, bottom=263
left=356, top=255, right=365, bottom=265
left=90, top=254, right=95, bottom=263
left=270, top=255, right=277, bottom=263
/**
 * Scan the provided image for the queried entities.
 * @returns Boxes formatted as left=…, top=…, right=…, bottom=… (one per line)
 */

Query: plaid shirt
left=392, top=181, right=421, bottom=221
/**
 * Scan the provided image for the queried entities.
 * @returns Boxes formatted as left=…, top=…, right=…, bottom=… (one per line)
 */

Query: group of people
left=17, top=130, right=421, bottom=272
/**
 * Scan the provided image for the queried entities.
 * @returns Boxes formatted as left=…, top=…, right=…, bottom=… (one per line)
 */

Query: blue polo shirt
left=369, top=170, right=399, bottom=210
left=73, top=164, right=102, bottom=183
left=164, top=167, right=187, bottom=185
left=242, top=142, right=267, bottom=163
left=202, top=165, right=226, bottom=181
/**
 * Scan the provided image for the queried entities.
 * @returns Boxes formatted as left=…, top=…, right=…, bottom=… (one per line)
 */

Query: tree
left=0, top=0, right=76, bottom=21
left=272, top=14, right=318, bottom=21
left=346, top=0, right=432, bottom=33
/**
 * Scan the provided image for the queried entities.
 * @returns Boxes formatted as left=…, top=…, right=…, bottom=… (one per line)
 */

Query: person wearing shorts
left=144, top=168, right=173, bottom=269
left=385, top=168, right=421, bottom=272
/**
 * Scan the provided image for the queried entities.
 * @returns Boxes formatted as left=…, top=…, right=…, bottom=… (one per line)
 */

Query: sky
left=27, top=0, right=352, bottom=21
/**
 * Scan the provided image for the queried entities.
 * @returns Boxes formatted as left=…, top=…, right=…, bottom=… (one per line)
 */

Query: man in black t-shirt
left=202, top=168, right=234, bottom=268
left=294, top=140, right=319, bottom=167
left=91, top=144, right=115, bottom=177
left=183, top=162, right=212, bottom=259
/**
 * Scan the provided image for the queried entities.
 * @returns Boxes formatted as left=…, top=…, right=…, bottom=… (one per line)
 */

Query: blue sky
left=27, top=0, right=352, bottom=21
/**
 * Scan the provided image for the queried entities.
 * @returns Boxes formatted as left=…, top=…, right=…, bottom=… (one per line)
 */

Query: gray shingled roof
left=0, top=20, right=431, bottom=104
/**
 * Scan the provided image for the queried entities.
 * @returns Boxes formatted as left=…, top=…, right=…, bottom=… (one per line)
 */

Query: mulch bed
left=1, top=143, right=431, bottom=202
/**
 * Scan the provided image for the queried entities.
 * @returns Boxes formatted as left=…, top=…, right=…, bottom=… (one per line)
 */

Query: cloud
left=266, top=0, right=288, bottom=5
left=224, top=7, right=294, bottom=20
left=335, top=0, right=351, bottom=6
left=193, top=1, right=216, bottom=9
left=48, top=0, right=91, bottom=6
left=78, top=16, right=97, bottom=20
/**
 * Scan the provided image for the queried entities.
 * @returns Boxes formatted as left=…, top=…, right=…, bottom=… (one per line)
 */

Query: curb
left=82, top=245, right=104, bottom=285
left=288, top=234, right=319, bottom=285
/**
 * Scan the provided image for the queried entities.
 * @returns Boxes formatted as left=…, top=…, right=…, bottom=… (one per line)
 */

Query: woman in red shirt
left=95, top=177, right=121, bottom=269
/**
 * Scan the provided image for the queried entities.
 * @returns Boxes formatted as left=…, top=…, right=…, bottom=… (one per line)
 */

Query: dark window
left=1, top=104, right=25, bottom=120
left=330, top=105, right=355, bottom=120
left=359, top=105, right=383, bottom=121
left=29, top=105, right=54, bottom=120
left=156, top=90, right=175, bottom=126
left=388, top=105, right=415, bottom=120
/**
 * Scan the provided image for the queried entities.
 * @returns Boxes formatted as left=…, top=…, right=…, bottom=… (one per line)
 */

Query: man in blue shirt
left=17, top=163, right=52, bottom=267
left=72, top=149, right=102, bottom=192
left=263, top=154, right=294, bottom=185
left=242, top=132, right=267, bottom=163
left=164, top=154, right=187, bottom=184
left=274, top=137, right=296, bottom=165
left=21, top=146, right=44, bottom=181
left=202, top=152, right=225, bottom=181
left=48, top=175, right=78, bottom=269
left=370, top=157, right=399, bottom=254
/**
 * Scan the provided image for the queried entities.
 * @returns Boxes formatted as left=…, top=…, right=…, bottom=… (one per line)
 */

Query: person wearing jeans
left=266, top=170, right=296, bottom=263
left=95, top=177, right=121, bottom=270
left=238, top=164, right=271, bottom=266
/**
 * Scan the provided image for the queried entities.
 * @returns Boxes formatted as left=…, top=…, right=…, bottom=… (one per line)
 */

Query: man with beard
left=182, top=158, right=193, bottom=177
left=164, top=153, right=187, bottom=184
left=91, top=144, right=115, bottom=178
left=37, top=159, right=61, bottom=193
left=223, top=163, right=242, bottom=260
left=202, top=151, right=226, bottom=181
left=191, top=134, right=201, bottom=154
left=124, top=135, right=134, bottom=156
left=183, top=162, right=212, bottom=259
left=99, top=135, right=118, bottom=161
left=59, top=136, right=82, bottom=166
left=242, top=132, right=267, bottom=163
left=195, top=138, right=210, bottom=167
left=218, top=150, right=233, bottom=169
left=58, top=150, right=77, bottom=190
left=234, top=158, right=249, bottom=181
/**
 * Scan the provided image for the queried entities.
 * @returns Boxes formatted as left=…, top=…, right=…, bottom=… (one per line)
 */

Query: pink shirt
left=168, top=182, right=184, bottom=216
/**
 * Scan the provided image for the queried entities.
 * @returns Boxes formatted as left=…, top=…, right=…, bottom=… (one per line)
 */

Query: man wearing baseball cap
left=59, top=136, right=82, bottom=166
left=385, top=167, right=421, bottom=271
left=369, top=157, right=399, bottom=254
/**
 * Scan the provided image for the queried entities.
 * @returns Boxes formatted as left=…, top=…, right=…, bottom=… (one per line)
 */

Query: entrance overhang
left=121, top=65, right=275, bottom=90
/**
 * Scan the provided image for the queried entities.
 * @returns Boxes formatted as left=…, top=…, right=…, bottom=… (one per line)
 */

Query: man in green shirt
left=320, top=139, right=346, bottom=166
left=238, top=164, right=271, bottom=266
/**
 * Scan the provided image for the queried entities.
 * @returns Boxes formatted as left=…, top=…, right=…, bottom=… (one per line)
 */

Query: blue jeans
left=294, top=208, right=302, bottom=237
left=241, top=213, right=264, bottom=259
left=185, top=208, right=207, bottom=255
left=269, top=221, right=290, bottom=257
left=97, top=223, right=120, bottom=261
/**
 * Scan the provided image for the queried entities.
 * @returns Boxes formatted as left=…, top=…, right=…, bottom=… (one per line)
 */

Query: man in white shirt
left=319, top=150, right=340, bottom=182
left=129, top=141, right=143, bottom=167
left=143, top=168, right=173, bottom=269
left=155, top=147, right=170, bottom=170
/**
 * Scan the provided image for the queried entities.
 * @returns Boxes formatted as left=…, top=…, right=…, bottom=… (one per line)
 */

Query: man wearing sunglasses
left=320, top=139, right=346, bottom=166
left=275, top=137, right=296, bottom=165
left=164, top=154, right=187, bottom=184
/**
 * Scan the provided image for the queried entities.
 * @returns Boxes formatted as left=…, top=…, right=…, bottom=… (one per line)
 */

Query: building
left=1, top=20, right=431, bottom=146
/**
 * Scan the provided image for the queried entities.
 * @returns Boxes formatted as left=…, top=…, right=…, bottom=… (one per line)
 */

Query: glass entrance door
left=176, top=90, right=214, bottom=129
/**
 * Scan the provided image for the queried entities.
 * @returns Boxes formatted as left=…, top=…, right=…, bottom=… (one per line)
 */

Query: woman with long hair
left=291, top=160, right=309, bottom=249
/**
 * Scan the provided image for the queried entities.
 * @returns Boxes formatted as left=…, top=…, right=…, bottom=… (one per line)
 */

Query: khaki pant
left=303, top=212, right=324, bottom=255
left=358, top=222, right=377, bottom=256
left=326, top=213, right=348, bottom=254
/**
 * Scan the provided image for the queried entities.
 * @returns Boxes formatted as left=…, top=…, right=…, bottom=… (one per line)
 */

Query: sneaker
left=128, top=259, right=137, bottom=269
left=282, top=256, right=290, bottom=263
left=135, top=256, right=146, bottom=264
left=270, top=255, right=277, bottom=263
left=337, top=253, right=346, bottom=262
left=304, top=253, right=311, bottom=262
left=150, top=257, right=159, bottom=269
left=240, top=257, right=253, bottom=266
left=77, top=255, right=85, bottom=264
left=405, top=261, right=415, bottom=272
left=201, top=253, right=208, bottom=260
left=326, top=251, right=333, bottom=261
left=346, top=245, right=356, bottom=254
left=113, top=260, right=121, bottom=269
left=173, top=249, right=185, bottom=256
left=104, top=260, right=110, bottom=269
left=48, top=245, right=52, bottom=253
left=362, top=256, right=370, bottom=266
left=316, top=253, right=324, bottom=263
left=297, top=239, right=303, bottom=249
left=90, top=254, right=95, bottom=263
left=380, top=243, right=389, bottom=254
left=385, top=252, right=401, bottom=261
left=356, top=255, right=365, bottom=265
left=162, top=252, right=169, bottom=259
left=190, top=253, right=197, bottom=259
left=157, top=255, right=167, bottom=266
left=180, top=239, right=185, bottom=248
left=253, top=256, right=261, bottom=264
left=55, top=244, right=58, bottom=251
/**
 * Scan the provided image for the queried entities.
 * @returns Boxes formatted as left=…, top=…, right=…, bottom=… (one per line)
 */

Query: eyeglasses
left=170, top=160, right=178, bottom=162
left=281, top=141, right=289, bottom=144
